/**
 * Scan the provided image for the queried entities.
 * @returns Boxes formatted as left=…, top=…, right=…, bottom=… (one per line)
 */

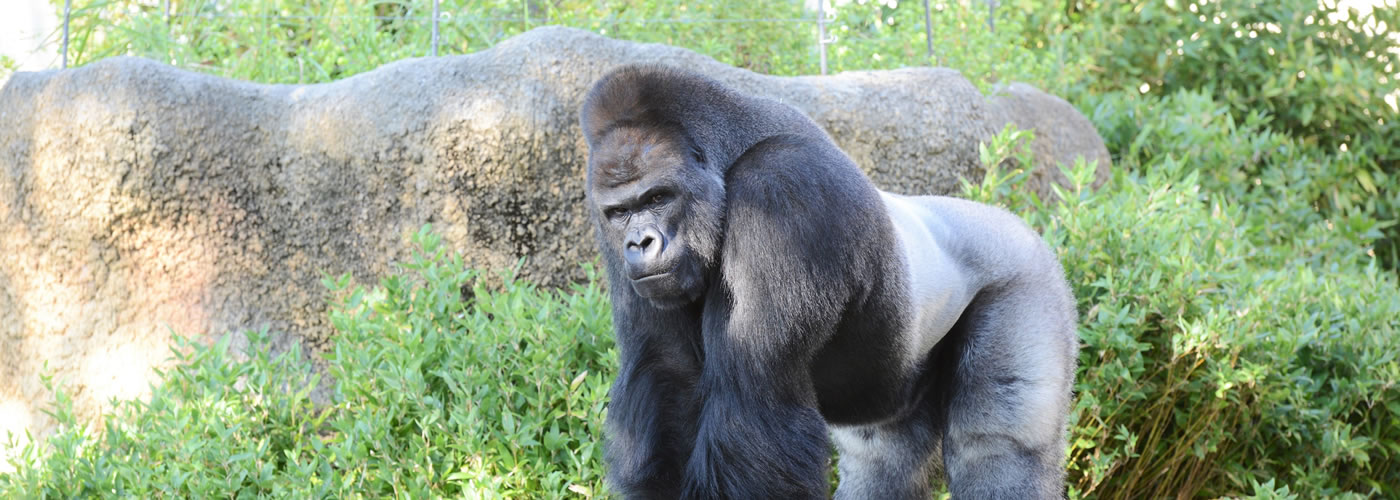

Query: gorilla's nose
left=624, top=227, right=666, bottom=271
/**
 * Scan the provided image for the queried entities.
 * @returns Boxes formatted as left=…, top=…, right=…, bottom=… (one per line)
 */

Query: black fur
left=580, top=65, right=1076, bottom=499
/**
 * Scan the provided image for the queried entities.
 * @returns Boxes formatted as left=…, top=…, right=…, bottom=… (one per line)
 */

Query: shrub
left=1026, top=0, right=1400, bottom=268
left=320, top=227, right=614, bottom=497
left=1024, top=0, right=1397, bottom=158
left=0, top=226, right=616, bottom=498
left=971, top=117, right=1400, bottom=498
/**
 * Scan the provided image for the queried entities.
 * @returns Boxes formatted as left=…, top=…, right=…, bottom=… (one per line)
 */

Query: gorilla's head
left=584, top=122, right=725, bottom=308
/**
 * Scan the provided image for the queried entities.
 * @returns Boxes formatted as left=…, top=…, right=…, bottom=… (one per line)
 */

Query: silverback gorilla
left=579, top=64, right=1079, bottom=499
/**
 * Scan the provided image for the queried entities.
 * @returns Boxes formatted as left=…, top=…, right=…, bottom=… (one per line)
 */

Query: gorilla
left=579, top=64, right=1079, bottom=500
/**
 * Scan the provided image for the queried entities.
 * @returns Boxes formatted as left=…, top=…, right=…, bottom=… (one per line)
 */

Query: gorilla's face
left=587, top=126, right=724, bottom=308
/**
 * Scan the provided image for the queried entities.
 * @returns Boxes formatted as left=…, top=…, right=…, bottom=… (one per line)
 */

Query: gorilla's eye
left=691, top=146, right=706, bottom=164
left=644, top=190, right=676, bottom=209
left=604, top=207, right=627, bottom=220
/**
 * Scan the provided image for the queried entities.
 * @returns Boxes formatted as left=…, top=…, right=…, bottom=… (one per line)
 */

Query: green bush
left=1083, top=89, right=1391, bottom=248
left=1046, top=0, right=1397, bottom=160
left=321, top=228, right=614, bottom=497
left=972, top=109, right=1400, bottom=498
left=1022, top=0, right=1400, bottom=268
left=1, top=227, right=616, bottom=498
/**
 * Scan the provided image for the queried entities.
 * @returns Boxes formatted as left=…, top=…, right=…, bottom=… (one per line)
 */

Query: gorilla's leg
left=831, top=408, right=942, bottom=500
left=941, top=282, right=1076, bottom=499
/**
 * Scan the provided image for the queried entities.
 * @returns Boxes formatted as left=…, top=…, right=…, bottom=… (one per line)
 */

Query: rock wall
left=0, top=26, right=1109, bottom=446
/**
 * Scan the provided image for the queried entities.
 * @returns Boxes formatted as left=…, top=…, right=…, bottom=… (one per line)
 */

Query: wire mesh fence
left=52, top=0, right=1003, bottom=75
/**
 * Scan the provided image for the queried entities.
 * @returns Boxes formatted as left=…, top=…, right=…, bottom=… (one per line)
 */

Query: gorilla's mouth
left=631, top=272, right=679, bottom=298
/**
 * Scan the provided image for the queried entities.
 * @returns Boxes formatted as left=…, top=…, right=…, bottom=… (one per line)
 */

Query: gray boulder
left=0, top=26, right=1109, bottom=444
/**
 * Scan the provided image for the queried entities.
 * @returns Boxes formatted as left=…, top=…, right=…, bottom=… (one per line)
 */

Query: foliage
left=0, top=55, right=16, bottom=79
left=1030, top=0, right=1397, bottom=162
left=44, top=0, right=1077, bottom=90
left=46, top=0, right=809, bottom=82
left=0, top=227, right=616, bottom=498
left=1016, top=0, right=1400, bottom=266
left=818, top=0, right=1091, bottom=93
left=1081, top=88, right=1399, bottom=267
left=971, top=104, right=1400, bottom=498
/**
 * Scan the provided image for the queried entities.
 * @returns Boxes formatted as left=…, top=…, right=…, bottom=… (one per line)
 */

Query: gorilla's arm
left=682, top=292, right=831, bottom=499
left=602, top=287, right=704, bottom=498
left=680, top=135, right=898, bottom=499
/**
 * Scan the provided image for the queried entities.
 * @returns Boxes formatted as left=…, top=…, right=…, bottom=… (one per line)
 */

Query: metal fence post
left=164, top=0, right=171, bottom=65
left=922, top=0, right=934, bottom=61
left=61, top=0, right=72, bottom=68
left=986, top=0, right=996, bottom=32
left=816, top=0, right=828, bottom=75
left=431, top=0, right=441, bottom=57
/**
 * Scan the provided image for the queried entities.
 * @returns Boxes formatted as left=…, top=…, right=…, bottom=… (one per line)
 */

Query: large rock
left=0, top=26, right=1109, bottom=446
